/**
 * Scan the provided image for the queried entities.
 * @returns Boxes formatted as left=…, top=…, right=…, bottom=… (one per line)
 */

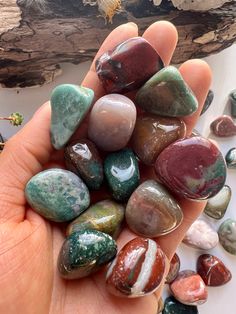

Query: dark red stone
left=166, top=253, right=180, bottom=284
left=96, top=37, right=164, bottom=94
left=197, top=254, right=232, bottom=286
left=210, top=115, right=236, bottom=137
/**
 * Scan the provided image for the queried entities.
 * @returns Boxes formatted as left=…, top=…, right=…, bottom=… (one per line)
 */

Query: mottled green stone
left=136, top=66, right=198, bottom=117
left=229, top=89, right=236, bottom=118
left=67, top=200, right=125, bottom=239
left=50, top=84, right=94, bottom=149
left=218, top=219, right=236, bottom=255
left=225, top=147, right=236, bottom=169
left=163, top=296, right=199, bottom=314
left=25, top=169, right=90, bottom=222
left=58, top=230, right=117, bottom=279
left=104, top=149, right=140, bottom=201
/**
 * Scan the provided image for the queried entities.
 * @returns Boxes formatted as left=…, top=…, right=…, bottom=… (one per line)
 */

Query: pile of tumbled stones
left=24, top=37, right=234, bottom=310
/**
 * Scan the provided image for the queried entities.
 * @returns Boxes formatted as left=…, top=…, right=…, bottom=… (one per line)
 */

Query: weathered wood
left=0, top=0, right=235, bottom=88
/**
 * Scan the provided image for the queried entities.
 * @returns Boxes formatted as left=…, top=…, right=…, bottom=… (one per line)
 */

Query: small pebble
left=163, top=296, right=199, bottom=314
left=225, top=147, right=236, bottom=169
left=218, top=218, right=236, bottom=255
left=210, top=115, right=236, bottom=137
left=200, top=89, right=214, bottom=115
left=166, top=253, right=181, bottom=284
left=229, top=89, right=236, bottom=118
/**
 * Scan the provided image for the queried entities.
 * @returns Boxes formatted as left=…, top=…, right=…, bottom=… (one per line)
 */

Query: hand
left=0, top=21, right=211, bottom=314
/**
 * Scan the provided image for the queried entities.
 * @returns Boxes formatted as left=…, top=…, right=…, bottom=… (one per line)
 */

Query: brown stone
left=165, top=253, right=180, bottom=284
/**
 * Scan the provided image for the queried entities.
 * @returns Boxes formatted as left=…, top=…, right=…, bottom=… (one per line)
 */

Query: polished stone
left=88, top=94, right=136, bottom=151
left=183, top=219, right=219, bottom=250
left=136, top=66, right=198, bottom=117
left=155, top=136, right=227, bottom=200
left=25, top=169, right=90, bottom=222
left=106, top=237, right=166, bottom=297
left=197, top=254, right=232, bottom=286
left=170, top=270, right=208, bottom=306
left=210, top=115, right=236, bottom=137
left=66, top=200, right=125, bottom=239
left=166, top=253, right=181, bottom=284
left=229, top=89, right=236, bottom=118
left=50, top=84, right=94, bottom=149
left=96, top=37, right=163, bottom=94
left=131, top=114, right=186, bottom=165
left=218, top=219, right=236, bottom=255
left=225, top=147, right=236, bottom=169
left=163, top=296, right=199, bottom=314
left=65, top=139, right=103, bottom=190
left=125, top=180, right=183, bottom=237
left=204, top=185, right=231, bottom=219
left=58, top=230, right=117, bottom=279
left=200, top=90, right=214, bottom=115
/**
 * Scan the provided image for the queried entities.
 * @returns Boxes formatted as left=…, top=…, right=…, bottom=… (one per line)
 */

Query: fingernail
left=125, top=22, right=138, bottom=29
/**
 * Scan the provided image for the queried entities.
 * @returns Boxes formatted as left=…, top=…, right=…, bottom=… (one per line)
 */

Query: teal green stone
left=58, top=230, right=117, bottom=279
left=25, top=169, right=90, bottom=222
left=50, top=84, right=94, bottom=149
left=104, top=149, right=140, bottom=201
left=136, top=66, right=198, bottom=117
left=163, top=296, right=199, bottom=314
left=218, top=219, right=236, bottom=255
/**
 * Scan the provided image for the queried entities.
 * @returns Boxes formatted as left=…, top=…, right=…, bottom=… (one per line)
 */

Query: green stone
left=66, top=200, right=125, bottom=239
left=25, top=169, right=90, bottom=222
left=163, top=296, right=199, bottom=314
left=136, top=66, right=198, bottom=117
left=58, top=230, right=117, bottom=279
left=225, top=148, right=236, bottom=169
left=50, top=84, right=94, bottom=149
left=104, top=149, right=140, bottom=201
left=218, top=219, right=236, bottom=255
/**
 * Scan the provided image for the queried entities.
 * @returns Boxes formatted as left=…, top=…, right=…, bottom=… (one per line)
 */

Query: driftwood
left=0, top=0, right=236, bottom=88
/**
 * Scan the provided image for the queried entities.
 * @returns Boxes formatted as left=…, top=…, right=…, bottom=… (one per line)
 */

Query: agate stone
left=210, top=115, right=236, bottom=137
left=163, top=296, right=199, bottom=314
left=50, top=84, right=94, bottom=149
left=58, top=230, right=117, bottom=279
left=200, top=89, right=214, bottom=115
left=229, top=89, right=236, bottom=118
left=165, top=253, right=181, bottom=284
left=96, top=37, right=163, bottom=94
left=25, top=169, right=90, bottom=222
left=218, top=219, right=236, bottom=255
left=136, top=66, right=198, bottom=117
left=225, top=147, right=236, bottom=169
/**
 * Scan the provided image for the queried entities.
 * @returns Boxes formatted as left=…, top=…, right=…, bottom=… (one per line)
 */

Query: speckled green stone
left=225, top=147, right=236, bottom=169
left=25, top=169, right=90, bottom=222
left=218, top=219, right=236, bottom=255
left=136, top=66, right=198, bottom=117
left=66, top=200, right=125, bottom=239
left=58, top=230, right=117, bottom=279
left=104, top=149, right=140, bottom=201
left=50, top=84, right=94, bottom=149
left=163, top=296, right=199, bottom=314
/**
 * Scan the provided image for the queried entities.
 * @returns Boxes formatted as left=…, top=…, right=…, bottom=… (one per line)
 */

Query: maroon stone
left=197, top=254, right=232, bottom=286
left=210, top=115, right=236, bottom=137
left=96, top=37, right=164, bottom=94
left=166, top=253, right=180, bottom=284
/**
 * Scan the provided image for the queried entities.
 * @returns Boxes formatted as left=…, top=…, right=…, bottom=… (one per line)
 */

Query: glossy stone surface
left=106, top=237, right=166, bottom=297
left=136, top=66, right=198, bottom=117
left=170, top=270, right=208, bottom=306
left=197, top=254, right=232, bottom=286
left=200, top=90, right=214, bottom=115
left=183, top=219, right=219, bottom=250
left=58, top=230, right=117, bottom=279
left=204, top=185, right=231, bottom=219
left=131, top=114, right=186, bottom=165
left=163, top=296, right=199, bottom=314
left=218, top=219, right=236, bottom=255
left=229, top=89, right=236, bottom=118
left=88, top=94, right=136, bottom=151
left=210, top=115, right=236, bottom=137
left=96, top=37, right=163, bottom=94
left=166, top=253, right=181, bottom=284
left=225, top=147, right=236, bottom=169
left=65, top=139, right=103, bottom=190
left=25, top=169, right=90, bottom=222
left=66, top=200, right=125, bottom=239
left=125, top=180, right=183, bottom=237
left=50, top=84, right=94, bottom=149
left=155, top=136, right=227, bottom=200
left=104, top=149, right=140, bottom=201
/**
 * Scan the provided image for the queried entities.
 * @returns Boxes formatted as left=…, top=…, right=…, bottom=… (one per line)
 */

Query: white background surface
left=0, top=43, right=236, bottom=313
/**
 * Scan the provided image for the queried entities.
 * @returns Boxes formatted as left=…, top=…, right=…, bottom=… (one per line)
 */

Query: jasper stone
left=229, top=89, right=236, bottom=117
left=65, top=139, right=103, bottom=190
left=66, top=200, right=125, bottom=239
left=50, top=84, right=94, bottom=149
left=25, top=169, right=90, bottom=222
left=88, top=94, right=136, bottom=151
left=200, top=89, right=214, bottom=115
left=96, top=37, right=163, bottom=94
left=210, top=115, right=236, bottom=137
left=170, top=270, right=208, bottom=306
left=136, top=66, right=198, bottom=117
left=183, top=219, right=219, bottom=250
left=225, top=147, right=236, bottom=169
left=58, top=230, right=117, bottom=279
left=155, top=136, right=227, bottom=200
left=163, top=296, right=199, bottom=314
left=197, top=254, right=232, bottom=286
left=104, top=149, right=140, bottom=201
left=131, top=114, right=186, bottom=165
left=218, top=219, right=236, bottom=255
left=125, top=180, right=183, bottom=238
left=166, top=253, right=181, bottom=284
left=106, top=237, right=166, bottom=297
left=204, top=185, right=231, bottom=219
